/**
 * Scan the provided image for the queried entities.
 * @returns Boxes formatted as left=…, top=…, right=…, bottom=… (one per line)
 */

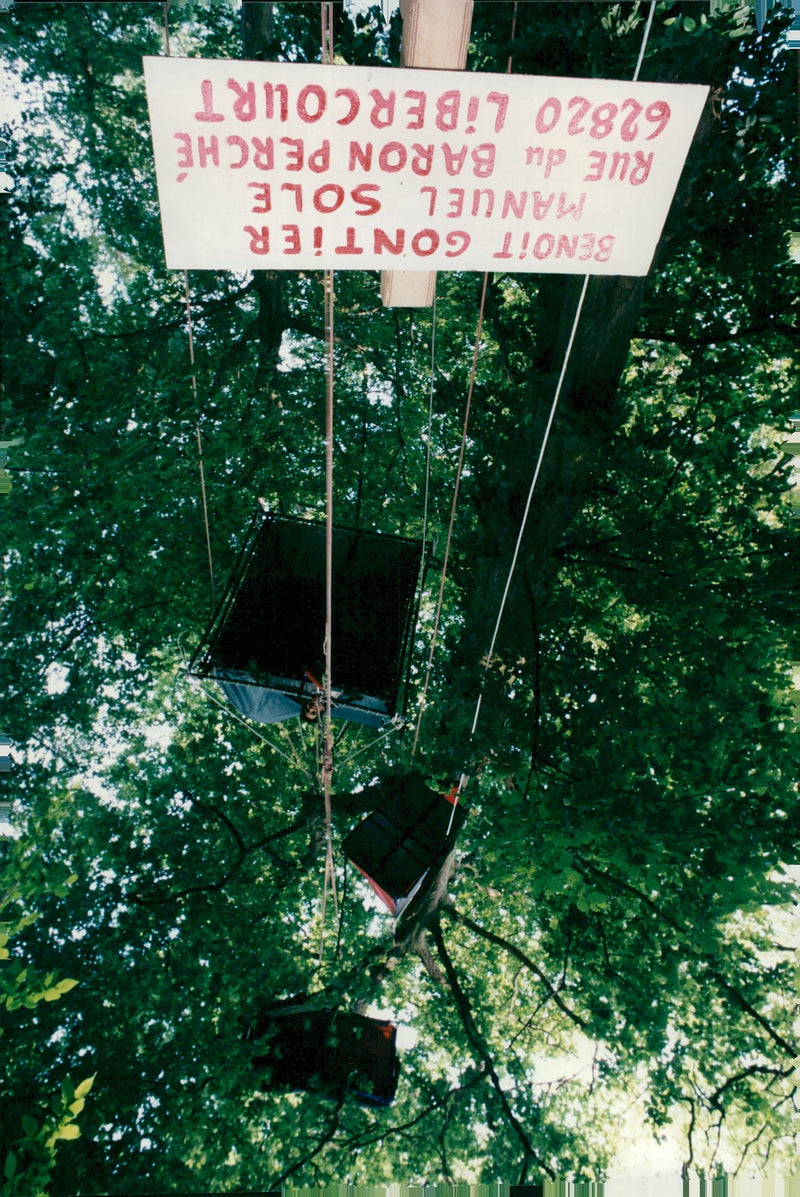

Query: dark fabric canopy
left=342, top=773, right=466, bottom=916
left=190, top=512, right=422, bottom=727
left=252, top=1008, right=399, bottom=1106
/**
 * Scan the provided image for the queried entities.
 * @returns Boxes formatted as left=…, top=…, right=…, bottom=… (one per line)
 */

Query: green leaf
left=73, top=1075, right=95, bottom=1099
left=1, top=1, right=798, bottom=1186
left=58, top=1123, right=81, bottom=1141
left=56, top=977, right=78, bottom=995
left=21, top=1113, right=38, bottom=1137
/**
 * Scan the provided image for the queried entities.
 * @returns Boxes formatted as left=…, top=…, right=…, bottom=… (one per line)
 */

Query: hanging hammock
left=190, top=510, right=422, bottom=728
left=252, top=1004, right=399, bottom=1106
left=342, top=772, right=466, bottom=916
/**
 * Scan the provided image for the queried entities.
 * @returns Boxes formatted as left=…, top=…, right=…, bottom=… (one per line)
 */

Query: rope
left=468, top=274, right=590, bottom=742
left=319, top=266, right=337, bottom=961
left=506, top=0, right=519, bottom=73
left=323, top=272, right=334, bottom=784
left=196, top=682, right=315, bottom=782
left=334, top=855, right=348, bottom=960
left=453, top=0, right=659, bottom=808
left=403, top=298, right=437, bottom=721
left=182, top=272, right=216, bottom=610
left=161, top=0, right=171, bottom=55
left=633, top=1, right=656, bottom=82
left=318, top=0, right=337, bottom=963
left=320, top=0, right=334, bottom=66
left=161, top=3, right=215, bottom=609
left=419, top=296, right=437, bottom=584
left=281, top=717, right=315, bottom=776
left=411, top=273, right=489, bottom=758
left=410, top=0, right=523, bottom=759
left=338, top=717, right=403, bottom=770
left=400, top=301, right=437, bottom=718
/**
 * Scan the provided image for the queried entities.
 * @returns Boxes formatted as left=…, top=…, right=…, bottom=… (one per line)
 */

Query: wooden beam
left=381, top=0, right=474, bottom=308
left=399, top=0, right=474, bottom=70
left=380, top=270, right=437, bottom=308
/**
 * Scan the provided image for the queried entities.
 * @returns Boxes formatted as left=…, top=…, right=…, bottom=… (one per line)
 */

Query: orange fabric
left=352, top=862, right=396, bottom=915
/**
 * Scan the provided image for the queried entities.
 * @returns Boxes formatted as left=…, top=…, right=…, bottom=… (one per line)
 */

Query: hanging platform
left=190, top=511, right=422, bottom=728
left=342, top=773, right=466, bottom=916
left=252, top=1007, right=399, bottom=1106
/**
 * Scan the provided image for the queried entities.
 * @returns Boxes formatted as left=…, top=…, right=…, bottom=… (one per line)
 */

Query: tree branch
left=338, top=1069, right=486, bottom=1155
left=637, top=313, right=797, bottom=349
left=431, top=919, right=555, bottom=1183
left=131, top=800, right=307, bottom=906
left=77, top=280, right=258, bottom=344
left=708, top=1063, right=794, bottom=1111
left=580, top=860, right=798, bottom=1059
left=270, top=1091, right=347, bottom=1186
left=441, top=901, right=588, bottom=1032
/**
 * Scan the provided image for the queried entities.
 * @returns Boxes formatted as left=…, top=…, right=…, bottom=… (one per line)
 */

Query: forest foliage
left=1, top=0, right=798, bottom=1190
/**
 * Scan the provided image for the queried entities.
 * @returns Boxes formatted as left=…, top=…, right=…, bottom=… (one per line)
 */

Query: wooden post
left=381, top=0, right=474, bottom=308
left=399, top=0, right=473, bottom=69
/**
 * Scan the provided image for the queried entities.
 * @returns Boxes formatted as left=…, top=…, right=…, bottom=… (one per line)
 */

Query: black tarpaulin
left=342, top=773, right=466, bottom=916
left=252, top=1008, right=399, bottom=1106
left=189, top=511, right=422, bottom=728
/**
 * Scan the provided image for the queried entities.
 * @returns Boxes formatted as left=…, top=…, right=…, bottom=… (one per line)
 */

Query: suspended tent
left=252, top=1005, right=399, bottom=1106
left=342, top=773, right=466, bottom=916
left=190, top=511, right=422, bottom=728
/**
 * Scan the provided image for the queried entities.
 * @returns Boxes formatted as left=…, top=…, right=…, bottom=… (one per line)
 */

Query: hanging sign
left=143, top=57, right=707, bottom=276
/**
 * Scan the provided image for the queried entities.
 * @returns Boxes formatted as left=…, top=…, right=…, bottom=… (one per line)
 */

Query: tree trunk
left=242, top=1, right=285, bottom=378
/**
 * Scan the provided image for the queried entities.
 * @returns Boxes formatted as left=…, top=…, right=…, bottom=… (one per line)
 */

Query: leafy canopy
left=1, top=0, right=798, bottom=1189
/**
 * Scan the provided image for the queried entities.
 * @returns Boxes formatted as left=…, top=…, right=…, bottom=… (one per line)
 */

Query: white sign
left=143, top=57, right=708, bottom=276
